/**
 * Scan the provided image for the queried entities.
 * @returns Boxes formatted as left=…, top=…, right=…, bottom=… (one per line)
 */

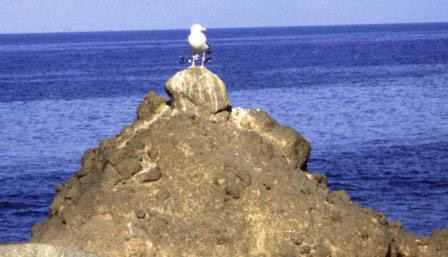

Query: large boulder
left=165, top=67, right=231, bottom=116
left=30, top=68, right=447, bottom=257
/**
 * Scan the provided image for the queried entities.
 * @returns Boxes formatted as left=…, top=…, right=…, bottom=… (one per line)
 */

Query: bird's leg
left=191, top=55, right=195, bottom=67
left=201, top=52, right=206, bottom=67
left=191, top=54, right=200, bottom=67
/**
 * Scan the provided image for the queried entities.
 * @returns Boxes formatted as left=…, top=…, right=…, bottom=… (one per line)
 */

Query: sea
left=1, top=23, right=448, bottom=243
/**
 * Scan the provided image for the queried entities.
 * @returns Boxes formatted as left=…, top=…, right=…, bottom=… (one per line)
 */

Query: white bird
left=188, top=24, right=211, bottom=67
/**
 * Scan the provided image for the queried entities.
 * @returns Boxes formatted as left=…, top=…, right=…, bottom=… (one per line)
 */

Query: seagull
left=188, top=24, right=211, bottom=67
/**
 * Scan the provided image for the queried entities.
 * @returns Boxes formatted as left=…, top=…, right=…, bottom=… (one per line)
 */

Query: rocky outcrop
left=29, top=67, right=447, bottom=257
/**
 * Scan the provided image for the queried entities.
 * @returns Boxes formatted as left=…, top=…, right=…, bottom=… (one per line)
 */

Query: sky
left=1, top=0, right=448, bottom=34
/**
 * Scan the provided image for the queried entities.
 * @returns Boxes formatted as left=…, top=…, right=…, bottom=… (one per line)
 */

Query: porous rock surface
left=30, top=67, right=448, bottom=257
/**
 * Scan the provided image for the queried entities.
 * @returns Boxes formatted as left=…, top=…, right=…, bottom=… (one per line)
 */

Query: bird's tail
left=204, top=54, right=212, bottom=63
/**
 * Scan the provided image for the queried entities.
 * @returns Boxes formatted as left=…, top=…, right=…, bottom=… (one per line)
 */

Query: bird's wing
left=187, top=34, right=194, bottom=48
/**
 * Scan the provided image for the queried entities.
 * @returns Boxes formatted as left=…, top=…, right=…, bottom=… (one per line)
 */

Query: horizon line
left=1, top=21, right=448, bottom=36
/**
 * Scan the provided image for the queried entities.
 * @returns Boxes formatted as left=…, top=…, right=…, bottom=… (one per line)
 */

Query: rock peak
left=23, top=68, right=448, bottom=257
left=165, top=67, right=231, bottom=117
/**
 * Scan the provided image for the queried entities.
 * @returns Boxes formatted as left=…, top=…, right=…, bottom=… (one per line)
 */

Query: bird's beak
left=201, top=27, right=207, bottom=32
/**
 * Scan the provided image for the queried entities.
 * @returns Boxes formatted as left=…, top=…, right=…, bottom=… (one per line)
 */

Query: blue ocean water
left=1, top=23, right=448, bottom=242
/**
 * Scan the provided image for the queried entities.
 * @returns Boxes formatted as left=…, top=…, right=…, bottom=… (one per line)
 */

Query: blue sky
left=1, top=0, right=447, bottom=33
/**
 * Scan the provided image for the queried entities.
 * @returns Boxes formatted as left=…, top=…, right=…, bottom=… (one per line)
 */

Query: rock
left=166, top=67, right=231, bottom=116
left=224, top=184, right=242, bottom=199
left=0, top=244, right=97, bottom=257
left=136, top=91, right=168, bottom=120
left=135, top=209, right=146, bottom=219
left=139, top=167, right=162, bottom=183
left=430, top=229, right=448, bottom=252
left=229, top=108, right=311, bottom=170
left=29, top=68, right=448, bottom=257
left=306, top=172, right=328, bottom=187
left=76, top=149, right=98, bottom=178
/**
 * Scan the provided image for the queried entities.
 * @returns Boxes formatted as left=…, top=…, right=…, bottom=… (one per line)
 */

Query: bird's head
left=191, top=24, right=206, bottom=32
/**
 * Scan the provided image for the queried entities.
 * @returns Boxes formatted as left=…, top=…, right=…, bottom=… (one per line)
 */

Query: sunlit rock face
left=29, top=68, right=447, bottom=257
